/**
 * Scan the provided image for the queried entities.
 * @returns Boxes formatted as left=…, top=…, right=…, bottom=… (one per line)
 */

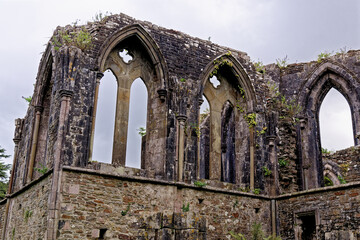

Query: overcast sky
left=0, top=0, right=359, bottom=167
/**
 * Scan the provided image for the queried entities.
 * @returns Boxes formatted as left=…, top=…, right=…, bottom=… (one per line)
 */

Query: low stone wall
left=59, top=167, right=271, bottom=239
left=4, top=173, right=52, bottom=239
left=277, top=182, right=360, bottom=239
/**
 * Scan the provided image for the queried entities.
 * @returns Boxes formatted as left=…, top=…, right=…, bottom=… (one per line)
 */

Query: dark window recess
left=199, top=103, right=210, bottom=180
left=99, top=229, right=107, bottom=239
left=220, top=102, right=236, bottom=183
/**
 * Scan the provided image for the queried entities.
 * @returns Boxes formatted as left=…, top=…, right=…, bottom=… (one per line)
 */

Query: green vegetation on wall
left=0, top=146, right=11, bottom=199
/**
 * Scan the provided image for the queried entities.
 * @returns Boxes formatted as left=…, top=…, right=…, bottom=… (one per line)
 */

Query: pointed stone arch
left=297, top=61, right=360, bottom=189
left=323, top=160, right=341, bottom=186
left=199, top=53, right=256, bottom=112
left=33, top=43, right=55, bottom=107
left=299, top=61, right=360, bottom=114
left=198, top=53, right=256, bottom=185
left=97, top=24, right=168, bottom=89
left=26, top=43, right=55, bottom=183
left=92, top=24, right=169, bottom=179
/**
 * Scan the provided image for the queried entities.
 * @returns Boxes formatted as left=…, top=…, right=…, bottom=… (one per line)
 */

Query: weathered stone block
left=158, top=228, right=175, bottom=240
left=162, top=210, right=174, bottom=228
left=175, top=229, right=199, bottom=240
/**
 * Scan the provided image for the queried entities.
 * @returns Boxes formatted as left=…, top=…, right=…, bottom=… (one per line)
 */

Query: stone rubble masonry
left=58, top=168, right=270, bottom=240
left=277, top=182, right=360, bottom=239
left=323, top=145, right=360, bottom=183
left=1, top=12, right=360, bottom=239
left=0, top=200, right=5, bottom=237
left=1, top=173, right=52, bottom=239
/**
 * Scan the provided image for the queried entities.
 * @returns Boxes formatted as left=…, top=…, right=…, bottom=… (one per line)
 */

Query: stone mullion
left=197, top=98, right=204, bottom=180
left=300, top=131, right=308, bottom=190
left=27, top=105, right=43, bottom=183
left=176, top=115, right=187, bottom=182
left=249, top=124, right=255, bottom=189
left=234, top=107, right=241, bottom=185
left=267, top=135, right=279, bottom=196
left=299, top=117, right=314, bottom=190
left=88, top=72, right=104, bottom=162
left=112, top=84, right=131, bottom=166
left=209, top=107, right=222, bottom=181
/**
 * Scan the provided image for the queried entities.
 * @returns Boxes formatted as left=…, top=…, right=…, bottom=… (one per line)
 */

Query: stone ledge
left=62, top=165, right=271, bottom=200
left=5, top=165, right=359, bottom=204
left=275, top=181, right=360, bottom=200
left=5, top=168, right=53, bottom=199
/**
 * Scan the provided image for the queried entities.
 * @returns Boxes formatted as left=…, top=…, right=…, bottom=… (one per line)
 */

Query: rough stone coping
left=2, top=165, right=359, bottom=205
left=275, top=181, right=360, bottom=200
left=62, top=166, right=271, bottom=200
left=322, top=144, right=360, bottom=156
left=86, top=161, right=145, bottom=177
left=1, top=167, right=53, bottom=203
left=80, top=12, right=249, bottom=58
left=0, top=198, right=6, bottom=205
left=87, top=162, right=245, bottom=191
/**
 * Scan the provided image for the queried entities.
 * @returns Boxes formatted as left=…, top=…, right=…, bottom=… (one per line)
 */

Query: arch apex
left=199, top=53, right=256, bottom=112
left=97, top=24, right=168, bottom=89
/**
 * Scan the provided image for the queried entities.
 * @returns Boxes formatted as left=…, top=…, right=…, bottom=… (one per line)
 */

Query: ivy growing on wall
left=52, top=27, right=93, bottom=52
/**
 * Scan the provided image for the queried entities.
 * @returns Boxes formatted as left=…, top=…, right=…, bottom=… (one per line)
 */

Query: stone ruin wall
left=323, top=146, right=360, bottom=184
left=277, top=183, right=360, bottom=239
left=9, top=13, right=360, bottom=194
left=1, top=173, right=52, bottom=239
left=0, top=200, right=5, bottom=237
left=58, top=168, right=270, bottom=239
left=264, top=51, right=360, bottom=193
left=1, top=13, right=360, bottom=239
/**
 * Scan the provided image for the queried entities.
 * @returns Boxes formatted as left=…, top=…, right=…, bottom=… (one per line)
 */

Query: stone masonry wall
left=265, top=50, right=360, bottom=102
left=0, top=200, right=6, bottom=237
left=15, top=13, right=360, bottom=194
left=277, top=119, right=301, bottom=193
left=264, top=50, right=360, bottom=190
left=4, top=174, right=52, bottom=240
left=277, top=183, right=360, bottom=239
left=12, top=107, right=35, bottom=192
left=59, top=168, right=271, bottom=240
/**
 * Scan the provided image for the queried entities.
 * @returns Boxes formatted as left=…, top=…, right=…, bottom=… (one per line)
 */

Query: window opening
left=125, top=78, right=148, bottom=169
left=99, top=229, right=107, bottom=239
left=220, top=101, right=235, bottom=183
left=319, top=88, right=354, bottom=152
left=199, top=95, right=210, bottom=179
left=34, top=68, right=53, bottom=173
left=298, top=214, right=316, bottom=240
left=209, top=75, right=221, bottom=88
left=92, top=70, right=117, bottom=163
left=118, top=49, right=133, bottom=63
left=324, top=174, right=334, bottom=186
left=323, top=162, right=341, bottom=186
